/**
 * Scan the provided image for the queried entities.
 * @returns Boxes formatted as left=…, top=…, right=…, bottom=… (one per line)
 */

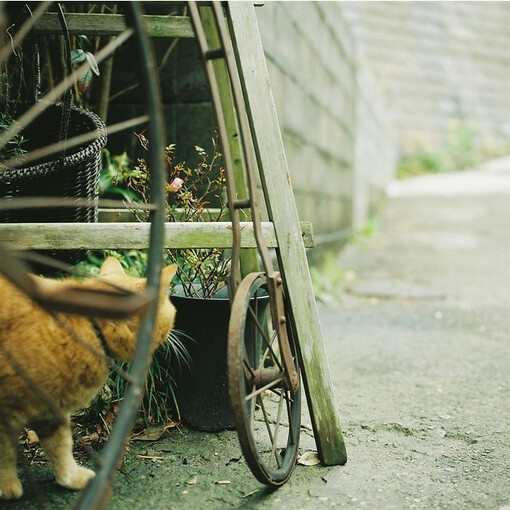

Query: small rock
left=185, top=476, right=197, bottom=485
left=27, top=429, right=39, bottom=445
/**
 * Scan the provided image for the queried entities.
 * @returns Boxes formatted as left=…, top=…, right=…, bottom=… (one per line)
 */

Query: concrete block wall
left=255, top=2, right=398, bottom=248
left=352, top=65, right=398, bottom=230
left=108, top=36, right=217, bottom=169
left=341, top=1, right=510, bottom=153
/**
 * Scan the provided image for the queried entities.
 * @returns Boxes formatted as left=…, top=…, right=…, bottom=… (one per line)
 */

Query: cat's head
left=97, top=257, right=178, bottom=361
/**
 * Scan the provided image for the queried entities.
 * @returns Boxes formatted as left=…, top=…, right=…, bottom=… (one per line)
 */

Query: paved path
left=13, top=158, right=510, bottom=509
left=318, top=157, right=510, bottom=509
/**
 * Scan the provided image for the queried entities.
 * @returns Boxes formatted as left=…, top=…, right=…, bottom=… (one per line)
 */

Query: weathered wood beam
left=0, top=222, right=315, bottom=250
left=228, top=2, right=347, bottom=466
left=34, top=13, right=194, bottom=38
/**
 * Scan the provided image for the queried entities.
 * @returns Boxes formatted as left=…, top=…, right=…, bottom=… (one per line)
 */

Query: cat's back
left=0, top=273, right=84, bottom=320
left=0, top=275, right=42, bottom=325
left=0, top=274, right=108, bottom=412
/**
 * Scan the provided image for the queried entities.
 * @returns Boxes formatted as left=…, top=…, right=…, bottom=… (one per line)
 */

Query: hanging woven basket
left=0, top=5, right=107, bottom=268
left=0, top=103, right=106, bottom=224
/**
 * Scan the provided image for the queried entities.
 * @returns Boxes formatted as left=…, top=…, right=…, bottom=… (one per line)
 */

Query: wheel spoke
left=244, top=375, right=284, bottom=401
left=270, top=389, right=286, bottom=468
left=257, top=394, right=278, bottom=466
left=258, top=327, right=282, bottom=372
left=249, top=381, right=257, bottom=428
left=242, top=348, right=257, bottom=378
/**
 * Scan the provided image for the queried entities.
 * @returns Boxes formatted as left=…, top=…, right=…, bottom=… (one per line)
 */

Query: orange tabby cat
left=0, top=257, right=177, bottom=500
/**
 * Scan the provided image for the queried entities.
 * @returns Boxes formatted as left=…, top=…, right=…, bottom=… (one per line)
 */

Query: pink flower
left=168, top=177, right=184, bottom=193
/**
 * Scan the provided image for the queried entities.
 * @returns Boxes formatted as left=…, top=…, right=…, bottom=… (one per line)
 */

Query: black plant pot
left=170, top=284, right=269, bottom=432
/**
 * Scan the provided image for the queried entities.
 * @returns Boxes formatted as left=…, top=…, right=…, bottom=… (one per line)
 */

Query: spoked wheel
left=228, top=272, right=302, bottom=486
left=0, top=3, right=167, bottom=508
left=74, top=5, right=167, bottom=509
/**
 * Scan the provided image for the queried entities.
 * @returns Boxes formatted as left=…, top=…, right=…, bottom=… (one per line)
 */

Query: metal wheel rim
left=228, top=272, right=301, bottom=486
left=73, top=3, right=167, bottom=508
left=0, top=3, right=166, bottom=508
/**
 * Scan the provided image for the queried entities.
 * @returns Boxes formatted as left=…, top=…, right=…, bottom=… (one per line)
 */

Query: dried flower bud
left=168, top=177, right=184, bottom=193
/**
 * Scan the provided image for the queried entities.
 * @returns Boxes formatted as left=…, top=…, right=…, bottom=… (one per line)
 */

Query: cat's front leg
left=35, top=416, right=95, bottom=491
left=0, top=427, right=23, bottom=499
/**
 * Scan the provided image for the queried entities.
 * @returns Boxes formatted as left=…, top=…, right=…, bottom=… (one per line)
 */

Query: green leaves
left=71, top=49, right=100, bottom=95
left=0, top=111, right=28, bottom=165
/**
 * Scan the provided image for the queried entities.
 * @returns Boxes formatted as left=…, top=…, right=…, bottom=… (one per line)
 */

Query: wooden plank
left=0, top=222, right=315, bottom=250
left=35, top=13, right=194, bottom=38
left=97, top=208, right=224, bottom=223
left=228, top=3, right=347, bottom=465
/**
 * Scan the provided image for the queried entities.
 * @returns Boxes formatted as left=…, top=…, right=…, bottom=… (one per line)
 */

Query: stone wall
left=255, top=2, right=398, bottom=246
left=341, top=1, right=510, bottom=153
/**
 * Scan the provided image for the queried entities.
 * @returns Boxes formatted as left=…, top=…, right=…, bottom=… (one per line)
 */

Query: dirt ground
left=6, top=159, right=510, bottom=509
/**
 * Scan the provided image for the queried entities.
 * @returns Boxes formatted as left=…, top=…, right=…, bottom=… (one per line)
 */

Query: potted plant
left=122, top=134, right=240, bottom=431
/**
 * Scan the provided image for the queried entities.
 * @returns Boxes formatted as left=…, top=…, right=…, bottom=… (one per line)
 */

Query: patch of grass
left=310, top=217, right=380, bottom=303
left=397, top=120, right=510, bottom=179
left=310, top=251, right=350, bottom=304
left=350, top=215, right=379, bottom=244
left=397, top=149, right=443, bottom=179
left=113, top=332, right=191, bottom=426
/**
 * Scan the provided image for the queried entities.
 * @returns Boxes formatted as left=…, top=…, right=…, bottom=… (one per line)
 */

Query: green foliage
left=113, top=334, right=191, bottom=426
left=311, top=217, right=380, bottom=303
left=397, top=149, right=443, bottom=178
left=74, top=249, right=151, bottom=278
left=171, top=248, right=230, bottom=299
left=0, top=111, right=28, bottom=165
left=98, top=150, right=141, bottom=202
left=397, top=120, right=510, bottom=179
left=350, top=215, right=379, bottom=244
left=310, top=251, right=349, bottom=304
left=445, top=121, right=481, bottom=172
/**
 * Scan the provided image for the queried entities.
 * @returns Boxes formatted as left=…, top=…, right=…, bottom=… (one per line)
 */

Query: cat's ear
left=160, top=264, right=178, bottom=289
left=99, top=257, right=125, bottom=276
